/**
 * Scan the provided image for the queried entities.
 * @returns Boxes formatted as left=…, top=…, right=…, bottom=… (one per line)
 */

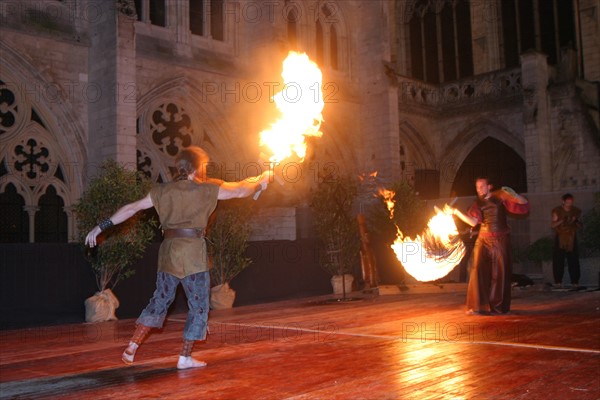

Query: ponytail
left=173, top=146, right=210, bottom=182
left=174, top=167, right=190, bottom=181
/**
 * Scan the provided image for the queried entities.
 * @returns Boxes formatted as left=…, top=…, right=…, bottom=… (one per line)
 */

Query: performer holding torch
left=452, top=177, right=529, bottom=315
left=85, top=146, right=272, bottom=369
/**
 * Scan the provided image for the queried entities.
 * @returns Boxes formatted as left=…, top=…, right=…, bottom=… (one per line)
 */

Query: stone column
left=520, top=51, right=553, bottom=193
left=471, top=0, right=502, bottom=74
left=115, top=10, right=137, bottom=168
left=358, top=2, right=401, bottom=183
left=87, top=1, right=137, bottom=178
left=395, top=1, right=410, bottom=76
left=172, top=0, right=192, bottom=57
left=63, top=205, right=77, bottom=243
left=24, top=205, right=39, bottom=243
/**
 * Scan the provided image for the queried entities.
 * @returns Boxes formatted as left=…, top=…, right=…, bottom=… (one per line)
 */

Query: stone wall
left=248, top=207, right=296, bottom=242
left=1, top=0, right=599, bottom=245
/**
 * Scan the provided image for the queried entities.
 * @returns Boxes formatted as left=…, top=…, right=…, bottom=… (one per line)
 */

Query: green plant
left=207, top=199, right=253, bottom=286
left=580, top=192, right=600, bottom=257
left=517, top=236, right=554, bottom=263
left=310, top=175, right=360, bottom=276
left=74, top=160, right=156, bottom=291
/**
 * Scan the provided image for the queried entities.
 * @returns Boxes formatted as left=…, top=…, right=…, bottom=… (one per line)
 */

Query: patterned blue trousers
left=137, top=271, right=210, bottom=341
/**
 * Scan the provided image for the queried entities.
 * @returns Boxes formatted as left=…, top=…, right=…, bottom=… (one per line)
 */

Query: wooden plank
left=0, top=291, right=598, bottom=399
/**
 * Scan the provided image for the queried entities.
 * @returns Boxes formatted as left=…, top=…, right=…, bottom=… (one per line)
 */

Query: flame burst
left=259, top=52, right=324, bottom=162
left=378, top=188, right=396, bottom=220
left=380, top=191, right=466, bottom=282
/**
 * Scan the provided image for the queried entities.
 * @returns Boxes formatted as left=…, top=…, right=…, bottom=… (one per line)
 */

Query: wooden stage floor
left=1, top=288, right=599, bottom=399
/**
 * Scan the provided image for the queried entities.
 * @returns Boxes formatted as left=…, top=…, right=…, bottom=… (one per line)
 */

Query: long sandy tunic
left=149, top=180, right=219, bottom=279
left=551, top=205, right=582, bottom=252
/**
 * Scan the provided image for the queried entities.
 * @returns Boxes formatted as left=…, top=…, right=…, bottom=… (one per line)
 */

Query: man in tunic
left=551, top=193, right=582, bottom=289
left=85, top=147, right=272, bottom=369
left=453, top=177, right=529, bottom=315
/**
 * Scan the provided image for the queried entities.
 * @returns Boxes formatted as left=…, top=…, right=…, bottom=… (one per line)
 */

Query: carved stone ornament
left=117, top=0, right=136, bottom=18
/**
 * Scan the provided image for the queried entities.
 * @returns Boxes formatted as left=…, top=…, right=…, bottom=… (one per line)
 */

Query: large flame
left=259, top=52, right=324, bottom=162
left=381, top=191, right=466, bottom=282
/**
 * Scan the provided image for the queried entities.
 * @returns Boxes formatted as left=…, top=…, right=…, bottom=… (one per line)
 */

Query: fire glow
left=259, top=51, right=324, bottom=163
left=379, top=190, right=466, bottom=282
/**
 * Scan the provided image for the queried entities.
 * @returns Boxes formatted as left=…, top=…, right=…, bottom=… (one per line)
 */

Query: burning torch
left=253, top=51, right=325, bottom=200
left=253, top=152, right=285, bottom=200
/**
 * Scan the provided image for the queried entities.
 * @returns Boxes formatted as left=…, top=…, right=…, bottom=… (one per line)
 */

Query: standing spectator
left=551, top=193, right=582, bottom=289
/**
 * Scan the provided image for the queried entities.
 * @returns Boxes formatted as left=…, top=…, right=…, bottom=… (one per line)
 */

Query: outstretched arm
left=217, top=171, right=273, bottom=200
left=499, top=186, right=528, bottom=205
left=85, top=193, right=154, bottom=247
left=452, top=208, right=478, bottom=227
left=496, top=186, right=530, bottom=214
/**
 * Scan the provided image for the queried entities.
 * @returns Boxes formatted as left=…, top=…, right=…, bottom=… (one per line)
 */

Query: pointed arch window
left=189, top=0, right=225, bottom=41
left=407, top=0, right=473, bottom=83
left=501, top=0, right=576, bottom=68
left=35, top=185, right=68, bottom=243
left=211, top=0, right=224, bottom=41
left=136, top=98, right=221, bottom=185
left=330, top=24, right=338, bottom=70
left=314, top=3, right=343, bottom=70
left=316, top=19, right=324, bottom=66
left=149, top=0, right=165, bottom=26
left=287, top=8, right=298, bottom=49
left=134, top=0, right=166, bottom=26
left=190, top=0, right=205, bottom=36
left=0, top=79, right=75, bottom=243
left=0, top=183, right=28, bottom=243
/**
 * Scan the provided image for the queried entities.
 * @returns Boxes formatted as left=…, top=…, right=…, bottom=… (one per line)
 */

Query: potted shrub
left=579, top=193, right=600, bottom=286
left=207, top=199, right=253, bottom=309
left=516, top=236, right=554, bottom=283
left=518, top=236, right=554, bottom=263
left=580, top=192, right=600, bottom=257
left=310, top=175, right=360, bottom=295
left=74, top=160, right=156, bottom=322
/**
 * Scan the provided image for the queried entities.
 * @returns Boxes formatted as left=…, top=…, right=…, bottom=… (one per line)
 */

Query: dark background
left=0, top=240, right=407, bottom=330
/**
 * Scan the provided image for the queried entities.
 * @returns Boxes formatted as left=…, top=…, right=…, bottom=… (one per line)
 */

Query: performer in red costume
left=453, top=177, right=529, bottom=315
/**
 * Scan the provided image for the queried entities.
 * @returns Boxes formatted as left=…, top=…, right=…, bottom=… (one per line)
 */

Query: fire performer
left=452, top=177, right=529, bottom=315
left=85, top=146, right=272, bottom=369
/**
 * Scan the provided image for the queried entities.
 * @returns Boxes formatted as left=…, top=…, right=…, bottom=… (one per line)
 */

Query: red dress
left=466, top=196, right=529, bottom=313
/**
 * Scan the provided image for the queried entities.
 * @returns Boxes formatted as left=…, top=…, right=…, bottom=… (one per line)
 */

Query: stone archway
left=450, top=137, right=527, bottom=196
left=1, top=42, right=86, bottom=242
left=136, top=76, right=246, bottom=183
left=441, top=119, right=525, bottom=197
left=0, top=42, right=86, bottom=202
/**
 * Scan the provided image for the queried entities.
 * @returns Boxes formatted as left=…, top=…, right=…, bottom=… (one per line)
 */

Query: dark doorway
left=451, top=137, right=527, bottom=196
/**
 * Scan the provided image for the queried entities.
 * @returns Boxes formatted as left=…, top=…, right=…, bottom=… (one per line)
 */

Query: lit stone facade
left=0, top=0, right=598, bottom=243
